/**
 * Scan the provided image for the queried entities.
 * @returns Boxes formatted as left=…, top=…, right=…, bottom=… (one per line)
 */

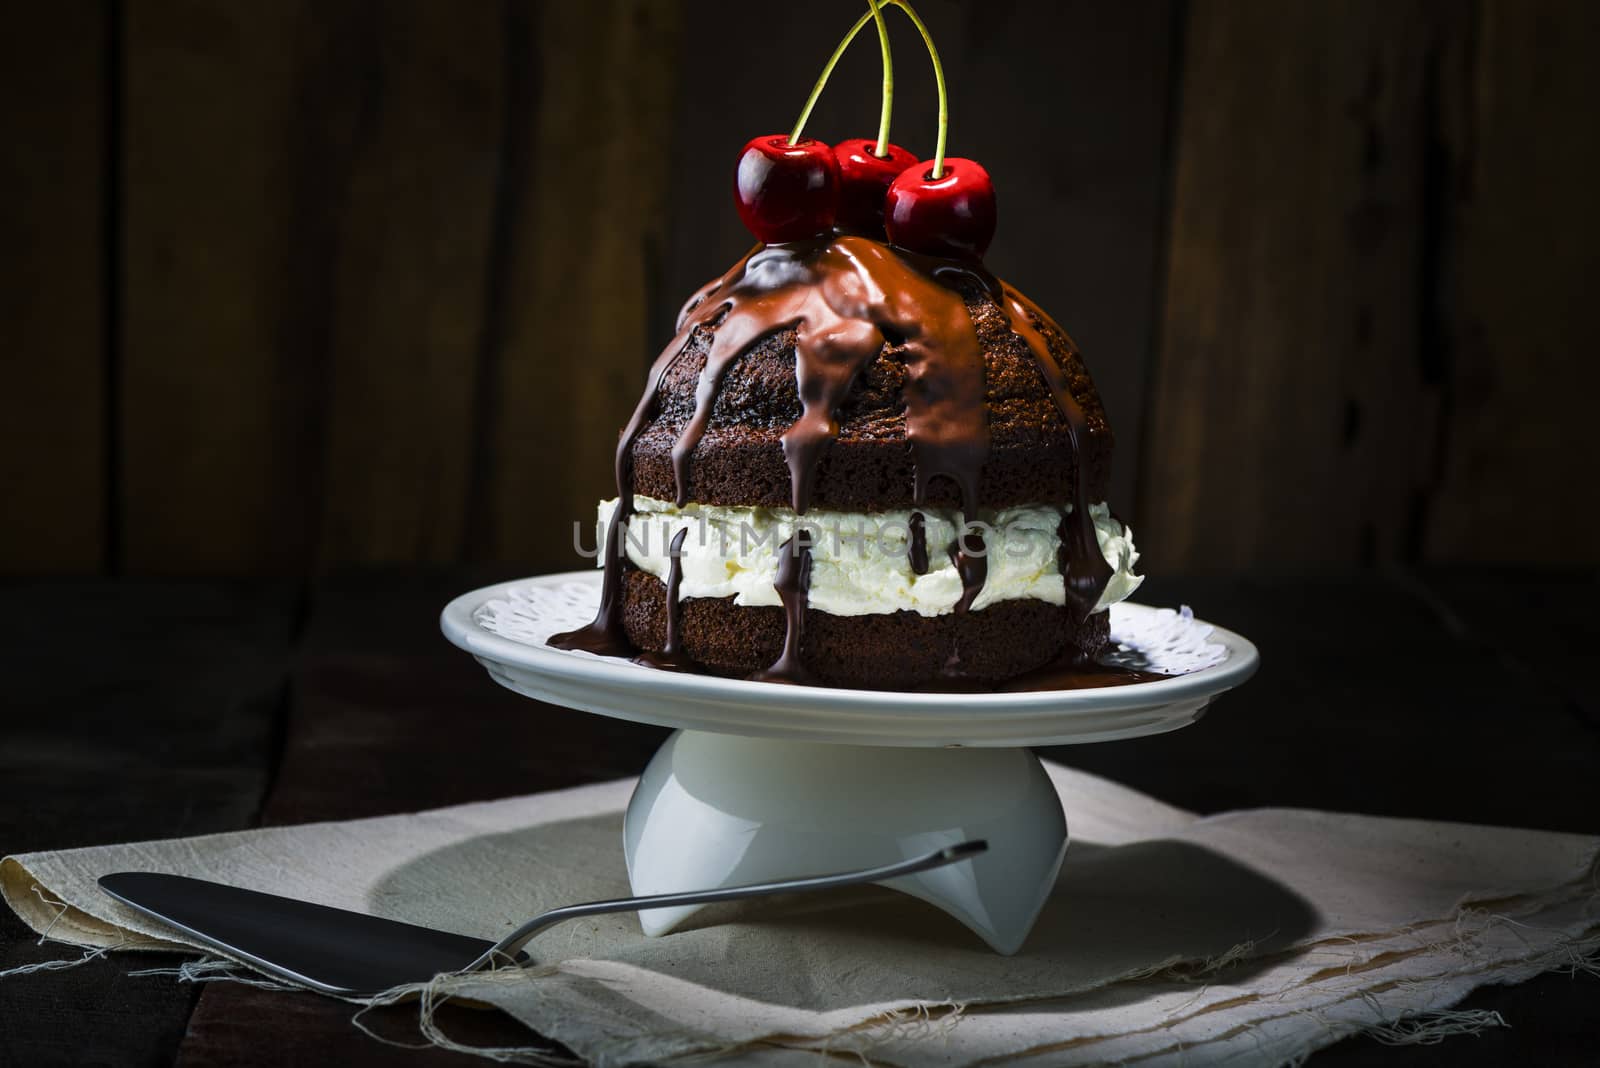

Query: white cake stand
left=441, top=571, right=1258, bottom=954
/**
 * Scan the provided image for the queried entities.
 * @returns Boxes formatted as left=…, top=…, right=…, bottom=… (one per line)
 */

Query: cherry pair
left=734, top=134, right=995, bottom=260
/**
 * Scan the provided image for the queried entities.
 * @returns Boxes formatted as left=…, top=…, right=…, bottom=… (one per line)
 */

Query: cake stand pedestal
left=441, top=572, right=1257, bottom=955
left=625, top=731, right=1065, bottom=952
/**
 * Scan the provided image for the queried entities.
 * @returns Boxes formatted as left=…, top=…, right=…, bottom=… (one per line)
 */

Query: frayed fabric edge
left=5, top=868, right=1596, bottom=1067
left=350, top=969, right=581, bottom=1067
left=0, top=883, right=175, bottom=981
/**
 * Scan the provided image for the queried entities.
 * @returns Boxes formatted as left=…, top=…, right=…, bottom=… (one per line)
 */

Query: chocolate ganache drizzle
left=629, top=526, right=693, bottom=672
left=907, top=511, right=930, bottom=575
left=549, top=234, right=1113, bottom=681
left=748, top=530, right=817, bottom=685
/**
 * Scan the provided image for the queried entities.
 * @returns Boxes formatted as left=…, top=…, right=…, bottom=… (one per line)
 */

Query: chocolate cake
left=550, top=5, right=1145, bottom=690
left=552, top=235, right=1145, bottom=690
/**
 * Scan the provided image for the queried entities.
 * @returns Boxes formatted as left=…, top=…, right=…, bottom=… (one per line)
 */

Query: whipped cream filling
left=595, top=495, right=1143, bottom=618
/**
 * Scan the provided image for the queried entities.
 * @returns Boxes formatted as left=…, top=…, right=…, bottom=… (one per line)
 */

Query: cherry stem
left=886, top=1, right=947, bottom=178
left=868, top=0, right=893, bottom=156
left=789, top=2, right=890, bottom=147
left=787, top=0, right=944, bottom=174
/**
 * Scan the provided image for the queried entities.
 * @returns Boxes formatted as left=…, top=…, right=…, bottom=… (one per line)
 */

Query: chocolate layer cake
left=552, top=234, right=1144, bottom=690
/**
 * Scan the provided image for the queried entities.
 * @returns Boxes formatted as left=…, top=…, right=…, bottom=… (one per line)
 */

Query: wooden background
left=3, top=0, right=1595, bottom=578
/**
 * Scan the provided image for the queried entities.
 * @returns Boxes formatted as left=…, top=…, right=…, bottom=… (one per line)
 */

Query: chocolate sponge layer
left=628, top=281, right=1114, bottom=512
left=621, top=568, right=1110, bottom=691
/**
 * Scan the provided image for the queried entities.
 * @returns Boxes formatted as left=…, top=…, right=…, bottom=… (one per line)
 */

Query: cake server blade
left=98, top=871, right=499, bottom=997
left=98, top=839, right=987, bottom=998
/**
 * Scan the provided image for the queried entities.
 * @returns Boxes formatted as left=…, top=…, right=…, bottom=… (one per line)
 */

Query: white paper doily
left=474, top=578, right=1228, bottom=678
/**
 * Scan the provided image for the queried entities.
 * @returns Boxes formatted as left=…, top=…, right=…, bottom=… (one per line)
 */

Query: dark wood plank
left=1411, top=569, right=1598, bottom=725
left=0, top=580, right=297, bottom=852
left=121, top=1, right=505, bottom=574
left=265, top=570, right=668, bottom=827
left=1420, top=0, right=1600, bottom=563
left=307, top=0, right=505, bottom=570
left=175, top=569, right=669, bottom=1064
left=121, top=0, right=316, bottom=574
left=1314, top=967, right=1600, bottom=1066
left=178, top=985, right=539, bottom=1068
left=475, top=0, right=685, bottom=570
left=0, top=3, right=108, bottom=573
left=1140, top=1, right=1466, bottom=570
left=1054, top=569, right=1600, bottom=832
left=662, top=0, right=1179, bottom=515
left=0, top=579, right=296, bottom=1068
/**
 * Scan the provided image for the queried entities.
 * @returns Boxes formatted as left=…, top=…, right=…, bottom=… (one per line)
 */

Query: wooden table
left=2, top=569, right=1596, bottom=1065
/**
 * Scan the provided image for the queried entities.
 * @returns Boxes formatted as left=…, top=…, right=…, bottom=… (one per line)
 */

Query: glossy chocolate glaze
left=949, top=530, right=988, bottom=615
left=549, top=510, right=633, bottom=656
left=666, top=237, right=990, bottom=518
left=908, top=511, right=929, bottom=576
left=630, top=526, right=695, bottom=672
left=1004, top=285, right=1115, bottom=617
left=747, top=531, right=817, bottom=685
left=552, top=234, right=1115, bottom=685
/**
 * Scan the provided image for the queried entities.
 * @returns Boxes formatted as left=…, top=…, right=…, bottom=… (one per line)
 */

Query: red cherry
left=734, top=135, right=840, bottom=244
left=884, top=157, right=997, bottom=259
left=832, top=139, right=920, bottom=237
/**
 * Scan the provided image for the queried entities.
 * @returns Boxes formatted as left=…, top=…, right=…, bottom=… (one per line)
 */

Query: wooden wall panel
left=312, top=3, right=503, bottom=568
left=121, top=0, right=503, bottom=573
left=9, top=0, right=1595, bottom=577
left=1140, top=0, right=1462, bottom=571
left=478, top=0, right=683, bottom=568
left=1423, top=0, right=1600, bottom=563
left=122, top=1, right=314, bottom=573
left=0, top=4, right=107, bottom=573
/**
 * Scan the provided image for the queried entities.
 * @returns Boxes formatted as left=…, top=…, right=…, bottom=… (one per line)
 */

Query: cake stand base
left=446, top=573, right=1258, bottom=955
left=623, top=730, right=1068, bottom=955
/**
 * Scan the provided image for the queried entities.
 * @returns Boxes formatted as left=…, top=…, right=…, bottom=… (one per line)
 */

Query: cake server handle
left=466, top=839, right=988, bottom=971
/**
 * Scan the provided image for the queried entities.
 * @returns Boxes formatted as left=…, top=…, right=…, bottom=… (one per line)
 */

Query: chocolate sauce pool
left=551, top=234, right=1122, bottom=690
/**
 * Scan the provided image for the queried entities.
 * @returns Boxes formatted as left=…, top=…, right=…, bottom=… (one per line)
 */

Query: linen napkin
left=4, top=763, right=1596, bottom=1066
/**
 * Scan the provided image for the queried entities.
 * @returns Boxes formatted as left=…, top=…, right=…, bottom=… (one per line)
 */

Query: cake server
left=98, top=839, right=986, bottom=998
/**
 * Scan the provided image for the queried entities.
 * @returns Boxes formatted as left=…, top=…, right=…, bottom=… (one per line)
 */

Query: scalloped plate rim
left=439, top=570, right=1260, bottom=726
